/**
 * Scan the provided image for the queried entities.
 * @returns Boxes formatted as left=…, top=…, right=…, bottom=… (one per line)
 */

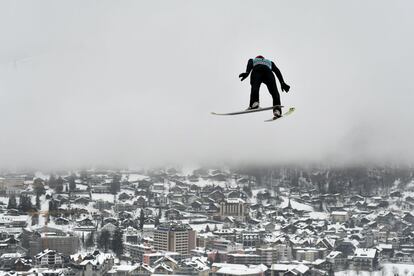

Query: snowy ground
left=189, top=222, right=224, bottom=232
left=0, top=196, right=9, bottom=205
left=307, top=211, right=329, bottom=220
left=187, top=178, right=228, bottom=188
left=250, top=188, right=269, bottom=204
left=77, top=184, right=89, bottom=190
left=91, top=193, right=116, bottom=203
left=280, top=196, right=314, bottom=212
left=335, top=263, right=414, bottom=276
left=122, top=173, right=149, bottom=182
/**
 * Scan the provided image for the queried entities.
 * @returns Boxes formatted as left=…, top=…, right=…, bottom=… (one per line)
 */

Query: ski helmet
left=256, top=55, right=264, bottom=59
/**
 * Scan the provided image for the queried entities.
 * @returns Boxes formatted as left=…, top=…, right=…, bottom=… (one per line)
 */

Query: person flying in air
left=239, top=55, right=290, bottom=119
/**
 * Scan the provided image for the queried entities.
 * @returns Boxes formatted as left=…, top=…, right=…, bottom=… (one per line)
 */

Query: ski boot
left=273, top=109, right=282, bottom=120
left=246, top=102, right=260, bottom=111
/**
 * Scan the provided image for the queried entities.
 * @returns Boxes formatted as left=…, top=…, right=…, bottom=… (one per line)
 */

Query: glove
left=239, top=72, right=249, bottom=81
left=281, top=83, right=290, bottom=92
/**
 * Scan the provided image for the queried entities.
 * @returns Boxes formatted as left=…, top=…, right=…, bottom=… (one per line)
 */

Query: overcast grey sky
left=0, top=0, right=413, bottom=170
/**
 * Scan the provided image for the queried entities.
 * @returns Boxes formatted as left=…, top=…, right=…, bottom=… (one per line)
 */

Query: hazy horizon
left=1, top=1, right=414, bottom=170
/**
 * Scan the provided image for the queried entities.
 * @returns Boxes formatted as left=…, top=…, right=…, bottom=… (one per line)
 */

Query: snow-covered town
left=2, top=1, right=414, bottom=275
left=0, top=166, right=413, bottom=275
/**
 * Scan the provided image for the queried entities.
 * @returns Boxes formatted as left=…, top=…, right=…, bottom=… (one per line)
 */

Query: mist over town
left=1, top=1, right=414, bottom=276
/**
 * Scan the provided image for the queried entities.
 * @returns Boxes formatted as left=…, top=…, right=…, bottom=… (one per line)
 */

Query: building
left=219, top=198, right=248, bottom=222
left=124, top=243, right=153, bottom=261
left=21, top=227, right=80, bottom=257
left=71, top=250, right=114, bottom=276
left=227, top=253, right=261, bottom=265
left=257, top=248, right=278, bottom=266
left=294, top=247, right=325, bottom=262
left=35, top=249, right=64, bottom=268
left=270, top=264, right=310, bottom=276
left=325, top=251, right=347, bottom=271
left=207, top=238, right=243, bottom=253
left=351, top=248, right=379, bottom=271
left=331, top=211, right=349, bottom=223
left=0, top=176, right=26, bottom=195
left=273, top=243, right=293, bottom=262
left=215, top=264, right=266, bottom=276
left=153, top=222, right=196, bottom=257
left=142, top=251, right=180, bottom=266
left=0, top=253, right=22, bottom=271
left=0, top=236, right=24, bottom=255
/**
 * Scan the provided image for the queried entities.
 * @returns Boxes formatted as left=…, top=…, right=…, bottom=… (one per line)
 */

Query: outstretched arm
left=272, top=62, right=290, bottom=92
left=239, top=59, right=253, bottom=81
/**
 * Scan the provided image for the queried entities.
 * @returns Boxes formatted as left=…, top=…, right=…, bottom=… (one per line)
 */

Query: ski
left=264, top=107, right=296, bottom=122
left=211, top=105, right=284, bottom=116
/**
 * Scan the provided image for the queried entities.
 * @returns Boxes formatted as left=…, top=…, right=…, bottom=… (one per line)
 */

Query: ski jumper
left=243, top=57, right=288, bottom=113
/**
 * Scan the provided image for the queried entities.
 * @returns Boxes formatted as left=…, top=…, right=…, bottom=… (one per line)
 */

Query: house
left=165, top=208, right=182, bottom=220
left=377, top=243, right=393, bottom=261
left=74, top=197, right=90, bottom=205
left=325, top=251, right=347, bottom=271
left=93, top=199, right=113, bottom=211
left=334, top=239, right=359, bottom=257
left=376, top=211, right=398, bottom=225
left=209, top=190, right=226, bottom=202
left=35, top=249, right=64, bottom=268
left=14, top=258, right=32, bottom=271
left=54, top=217, right=70, bottom=226
left=330, top=211, right=349, bottom=223
left=71, top=250, right=114, bottom=276
left=77, top=218, right=95, bottom=227
left=153, top=255, right=179, bottom=270
left=270, top=264, right=310, bottom=276
left=114, top=202, right=135, bottom=212
left=191, top=200, right=203, bottom=211
left=100, top=222, right=117, bottom=235
left=135, top=196, right=147, bottom=207
left=0, top=253, right=22, bottom=271
left=313, top=259, right=332, bottom=272
left=215, top=264, right=266, bottom=276
left=0, top=236, right=22, bottom=255
left=128, top=263, right=154, bottom=275
left=351, top=248, right=379, bottom=271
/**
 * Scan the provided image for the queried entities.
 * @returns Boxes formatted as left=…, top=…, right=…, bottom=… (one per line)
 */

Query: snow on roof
left=111, top=264, right=139, bottom=272
left=249, top=264, right=268, bottom=271
left=271, top=264, right=298, bottom=271
left=326, top=251, right=342, bottom=258
left=216, top=265, right=265, bottom=275
left=308, top=212, right=329, bottom=220
left=280, top=197, right=313, bottom=212
left=294, top=264, right=310, bottom=274
left=212, top=263, right=247, bottom=269
left=377, top=243, right=393, bottom=250
left=0, top=253, right=22, bottom=259
left=313, top=259, right=325, bottom=265
left=225, top=198, right=245, bottom=204
left=124, top=173, right=149, bottom=182
left=354, top=248, right=377, bottom=258
left=331, top=211, right=348, bottom=215
left=227, top=253, right=260, bottom=257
